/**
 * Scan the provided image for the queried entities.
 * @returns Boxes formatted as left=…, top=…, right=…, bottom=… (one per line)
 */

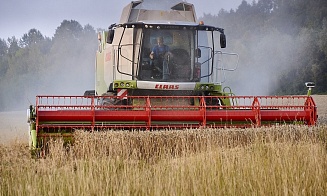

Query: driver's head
left=157, top=36, right=164, bottom=45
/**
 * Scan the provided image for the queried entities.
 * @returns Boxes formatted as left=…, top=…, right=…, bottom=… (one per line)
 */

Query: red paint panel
left=34, top=95, right=317, bottom=130
left=37, top=110, right=94, bottom=122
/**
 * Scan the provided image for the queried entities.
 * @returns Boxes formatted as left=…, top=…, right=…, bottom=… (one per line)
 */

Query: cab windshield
left=138, top=29, right=197, bottom=82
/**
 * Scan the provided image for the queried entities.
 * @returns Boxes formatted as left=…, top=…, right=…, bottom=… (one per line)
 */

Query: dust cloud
left=0, top=35, right=96, bottom=112
left=221, top=28, right=310, bottom=96
left=0, top=25, right=96, bottom=141
left=0, top=111, right=27, bottom=144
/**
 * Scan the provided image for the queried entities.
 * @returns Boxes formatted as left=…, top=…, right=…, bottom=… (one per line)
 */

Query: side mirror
left=220, top=33, right=226, bottom=48
left=305, top=82, right=315, bottom=88
left=107, top=29, right=115, bottom=44
left=195, top=48, right=201, bottom=58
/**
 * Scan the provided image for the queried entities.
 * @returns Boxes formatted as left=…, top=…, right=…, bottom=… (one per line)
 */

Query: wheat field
left=0, top=95, right=327, bottom=195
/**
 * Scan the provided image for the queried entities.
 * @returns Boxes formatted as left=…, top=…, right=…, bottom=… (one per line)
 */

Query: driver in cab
left=149, top=36, right=172, bottom=60
left=149, top=36, right=173, bottom=80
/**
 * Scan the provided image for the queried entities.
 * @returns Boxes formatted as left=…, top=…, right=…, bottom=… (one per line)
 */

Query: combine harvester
left=27, top=1, right=317, bottom=149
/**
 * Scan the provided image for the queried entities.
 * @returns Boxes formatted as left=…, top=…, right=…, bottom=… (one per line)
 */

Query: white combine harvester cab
left=95, top=1, right=234, bottom=97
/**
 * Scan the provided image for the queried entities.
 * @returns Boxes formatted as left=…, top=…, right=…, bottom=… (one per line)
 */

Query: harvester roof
left=120, top=1, right=197, bottom=23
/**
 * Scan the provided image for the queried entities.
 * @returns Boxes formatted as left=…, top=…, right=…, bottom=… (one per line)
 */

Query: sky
left=0, top=0, right=247, bottom=40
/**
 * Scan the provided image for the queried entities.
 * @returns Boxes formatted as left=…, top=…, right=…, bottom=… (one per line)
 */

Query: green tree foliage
left=0, top=39, right=8, bottom=56
left=0, top=39, right=9, bottom=77
left=20, top=29, right=45, bottom=48
left=47, top=20, right=97, bottom=95
left=7, top=37, right=19, bottom=58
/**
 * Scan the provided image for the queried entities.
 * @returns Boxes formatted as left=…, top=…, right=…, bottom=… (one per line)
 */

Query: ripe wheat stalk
left=1, top=125, right=327, bottom=195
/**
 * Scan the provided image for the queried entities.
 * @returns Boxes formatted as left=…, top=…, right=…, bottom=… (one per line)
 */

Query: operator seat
left=171, top=49, right=191, bottom=80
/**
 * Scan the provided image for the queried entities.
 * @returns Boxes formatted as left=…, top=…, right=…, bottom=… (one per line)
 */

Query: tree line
left=0, top=20, right=98, bottom=111
left=0, top=0, right=326, bottom=111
